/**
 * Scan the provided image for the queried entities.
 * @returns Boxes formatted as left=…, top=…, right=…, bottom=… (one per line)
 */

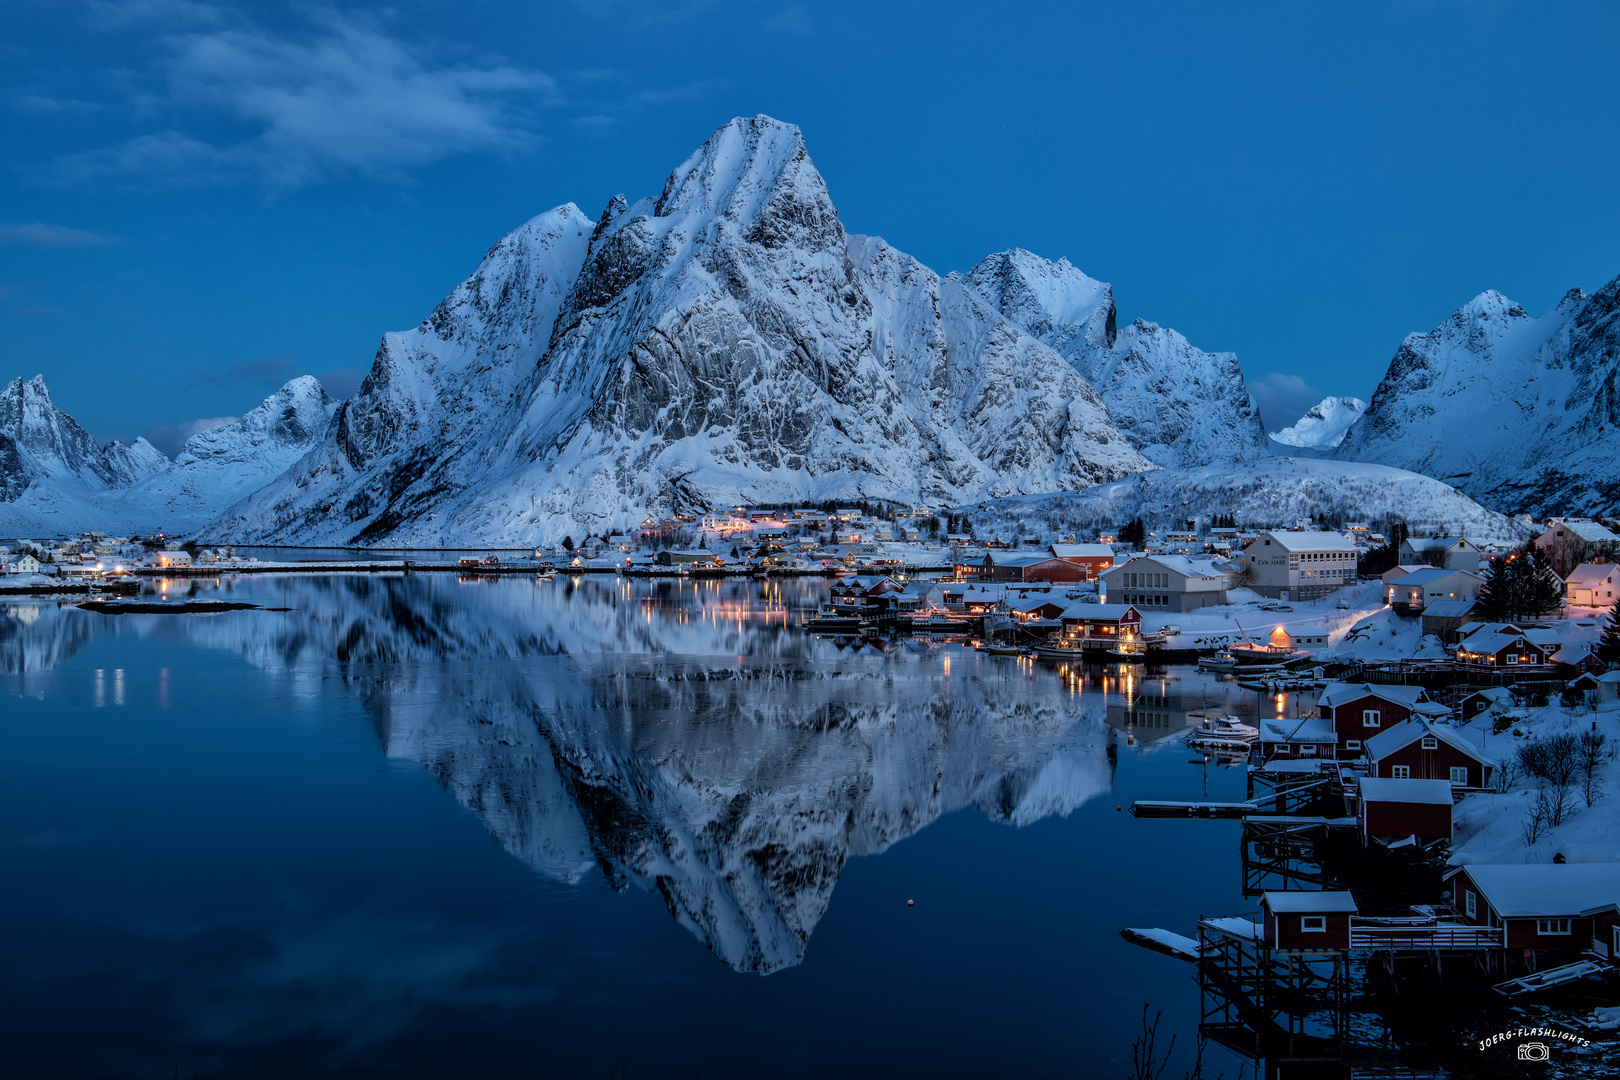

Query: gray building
left=1101, top=554, right=1228, bottom=613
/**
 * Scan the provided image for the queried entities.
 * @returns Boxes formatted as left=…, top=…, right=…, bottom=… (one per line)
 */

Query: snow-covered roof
left=1601, top=671, right=1620, bottom=685
left=1359, top=777, right=1454, bottom=805
left=1061, top=603, right=1139, bottom=621
left=1458, top=630, right=1539, bottom=656
left=1364, top=719, right=1494, bottom=764
left=1263, top=891, right=1357, bottom=913
left=1458, top=864, right=1620, bottom=918
left=1108, top=553, right=1224, bottom=578
left=1551, top=644, right=1596, bottom=665
left=1259, top=716, right=1337, bottom=744
left=1565, top=562, right=1620, bottom=588
left=1542, top=519, right=1620, bottom=544
left=1253, top=531, right=1359, bottom=553
left=1388, top=567, right=1479, bottom=589
left=1460, top=687, right=1514, bottom=704
left=1421, top=599, right=1477, bottom=619
left=1318, top=682, right=1428, bottom=709
left=1049, top=543, right=1113, bottom=560
left=1403, top=536, right=1474, bottom=551
left=984, top=551, right=1053, bottom=567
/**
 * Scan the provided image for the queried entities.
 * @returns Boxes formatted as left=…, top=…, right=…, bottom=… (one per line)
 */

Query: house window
left=1363, top=709, right=1381, bottom=728
left=1465, top=891, right=1477, bottom=919
left=1301, top=916, right=1326, bottom=933
left=1391, top=766, right=1411, bottom=779
left=1421, top=735, right=1438, bottom=749
left=1345, top=740, right=1361, bottom=751
left=1536, top=919, right=1572, bottom=936
left=1450, top=766, right=1469, bottom=785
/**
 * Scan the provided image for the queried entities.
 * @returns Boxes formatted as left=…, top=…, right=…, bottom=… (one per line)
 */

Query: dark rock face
left=210, top=116, right=1151, bottom=547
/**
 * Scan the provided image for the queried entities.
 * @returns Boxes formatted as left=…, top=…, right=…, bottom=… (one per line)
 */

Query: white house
left=1383, top=567, right=1485, bottom=613
left=1101, top=554, right=1228, bottom=613
left=1536, top=519, right=1620, bottom=562
left=4, top=553, right=42, bottom=575
left=1241, top=531, right=1359, bottom=601
left=1397, top=536, right=1482, bottom=570
left=1564, top=563, right=1620, bottom=609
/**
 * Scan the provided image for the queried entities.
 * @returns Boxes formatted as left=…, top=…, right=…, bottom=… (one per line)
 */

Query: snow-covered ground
left=959, top=456, right=1533, bottom=543
left=1452, top=701, right=1620, bottom=867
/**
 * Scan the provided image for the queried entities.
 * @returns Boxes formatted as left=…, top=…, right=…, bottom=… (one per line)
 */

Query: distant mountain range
left=2, top=115, right=1614, bottom=539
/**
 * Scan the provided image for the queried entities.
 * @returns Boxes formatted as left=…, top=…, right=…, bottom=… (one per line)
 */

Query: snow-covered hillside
left=207, top=116, right=1152, bottom=547
left=1269, top=396, right=1367, bottom=450
left=959, top=457, right=1534, bottom=542
left=962, top=250, right=1269, bottom=467
left=0, top=375, right=336, bottom=536
left=1334, top=281, right=1620, bottom=516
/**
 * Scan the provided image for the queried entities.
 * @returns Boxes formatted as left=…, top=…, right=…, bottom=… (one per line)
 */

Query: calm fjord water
left=2, top=574, right=1287, bottom=1078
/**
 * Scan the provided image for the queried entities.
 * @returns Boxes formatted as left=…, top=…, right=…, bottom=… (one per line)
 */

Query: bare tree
left=1542, top=533, right=1588, bottom=579
left=1518, top=733, right=1580, bottom=825
left=1578, top=728, right=1608, bottom=808
left=1522, top=789, right=1552, bottom=846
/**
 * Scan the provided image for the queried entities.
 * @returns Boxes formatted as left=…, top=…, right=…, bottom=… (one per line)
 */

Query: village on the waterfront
left=9, top=500, right=1620, bottom=1074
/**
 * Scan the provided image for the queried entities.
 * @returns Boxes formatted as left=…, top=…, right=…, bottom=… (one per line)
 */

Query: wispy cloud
left=60, top=8, right=556, bottom=188
left=0, top=223, right=120, bottom=247
left=141, top=415, right=237, bottom=457
left=185, top=356, right=298, bottom=390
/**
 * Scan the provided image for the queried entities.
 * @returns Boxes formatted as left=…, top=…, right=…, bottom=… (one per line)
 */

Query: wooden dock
left=1130, top=800, right=1258, bottom=818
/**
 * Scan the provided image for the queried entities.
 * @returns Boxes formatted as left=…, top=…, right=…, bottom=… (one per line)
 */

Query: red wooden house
left=1356, top=777, right=1453, bottom=842
left=1261, top=891, right=1357, bottom=951
left=1365, top=720, right=1495, bottom=790
left=1047, top=543, right=1117, bottom=582
left=1455, top=626, right=1552, bottom=668
left=1314, top=682, right=1452, bottom=759
left=1451, top=863, right=1620, bottom=957
left=1058, top=603, right=1141, bottom=641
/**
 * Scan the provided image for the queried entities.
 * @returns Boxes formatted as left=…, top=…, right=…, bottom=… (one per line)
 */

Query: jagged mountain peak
left=0, top=373, right=168, bottom=491
left=963, top=249, right=1115, bottom=349
left=177, top=376, right=335, bottom=466
left=207, top=116, right=1151, bottom=546
left=1268, top=395, right=1368, bottom=450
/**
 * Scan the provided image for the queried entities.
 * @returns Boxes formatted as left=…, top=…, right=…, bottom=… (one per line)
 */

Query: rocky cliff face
left=961, top=249, right=1269, bottom=467
left=208, top=116, right=1152, bottom=546
left=0, top=375, right=168, bottom=493
left=1334, top=279, right=1620, bottom=516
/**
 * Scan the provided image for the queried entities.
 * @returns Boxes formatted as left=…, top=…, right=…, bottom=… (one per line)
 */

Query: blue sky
left=3, top=1, right=1618, bottom=452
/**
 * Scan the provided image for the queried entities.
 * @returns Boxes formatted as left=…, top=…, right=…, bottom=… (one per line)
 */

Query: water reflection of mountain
left=10, top=575, right=1118, bottom=973
left=0, top=601, right=99, bottom=675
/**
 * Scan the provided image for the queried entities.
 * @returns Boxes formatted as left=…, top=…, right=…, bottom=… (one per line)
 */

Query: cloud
left=185, top=356, right=298, bottom=390
left=142, top=415, right=237, bottom=457
left=316, top=367, right=363, bottom=399
left=0, top=223, right=120, bottom=247
left=1250, top=371, right=1325, bottom=434
left=60, top=10, right=556, bottom=188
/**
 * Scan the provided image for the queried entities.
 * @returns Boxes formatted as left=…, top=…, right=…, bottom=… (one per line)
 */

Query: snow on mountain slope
left=208, top=116, right=1151, bottom=547
left=959, top=457, right=1533, bottom=543
left=110, top=376, right=337, bottom=532
left=1269, top=396, right=1367, bottom=450
left=0, top=375, right=167, bottom=491
left=0, top=375, right=337, bottom=536
left=1334, top=280, right=1620, bottom=516
left=962, top=249, right=1269, bottom=467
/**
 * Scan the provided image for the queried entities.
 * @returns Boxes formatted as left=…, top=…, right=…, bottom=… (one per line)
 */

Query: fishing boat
left=804, top=605, right=863, bottom=632
left=1199, top=651, right=1239, bottom=674
left=982, top=645, right=1031, bottom=658
left=1185, top=713, right=1259, bottom=753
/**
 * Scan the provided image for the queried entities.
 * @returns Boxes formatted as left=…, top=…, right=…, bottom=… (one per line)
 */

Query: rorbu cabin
left=1357, top=777, right=1453, bottom=843
left=1451, top=864, right=1620, bottom=956
left=1260, top=891, right=1357, bottom=951
left=1314, top=682, right=1451, bottom=759
left=1364, top=720, right=1495, bottom=791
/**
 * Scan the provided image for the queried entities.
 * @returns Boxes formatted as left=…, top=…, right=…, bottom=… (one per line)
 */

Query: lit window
left=1536, top=919, right=1572, bottom=935
left=1301, top=916, right=1326, bottom=932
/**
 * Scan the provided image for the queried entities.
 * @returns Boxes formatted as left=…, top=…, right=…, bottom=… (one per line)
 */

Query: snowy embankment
left=957, top=457, right=1534, bottom=542
left=1452, top=702, right=1620, bottom=867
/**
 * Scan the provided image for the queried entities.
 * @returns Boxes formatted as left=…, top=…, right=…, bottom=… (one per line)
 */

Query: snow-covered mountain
left=961, top=249, right=1269, bottom=467
left=207, top=116, right=1152, bottom=547
left=116, top=376, right=338, bottom=531
left=961, top=456, right=1533, bottom=543
left=0, top=375, right=167, bottom=496
left=1334, top=280, right=1620, bottom=516
left=1269, top=396, right=1367, bottom=450
left=0, top=375, right=336, bottom=536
